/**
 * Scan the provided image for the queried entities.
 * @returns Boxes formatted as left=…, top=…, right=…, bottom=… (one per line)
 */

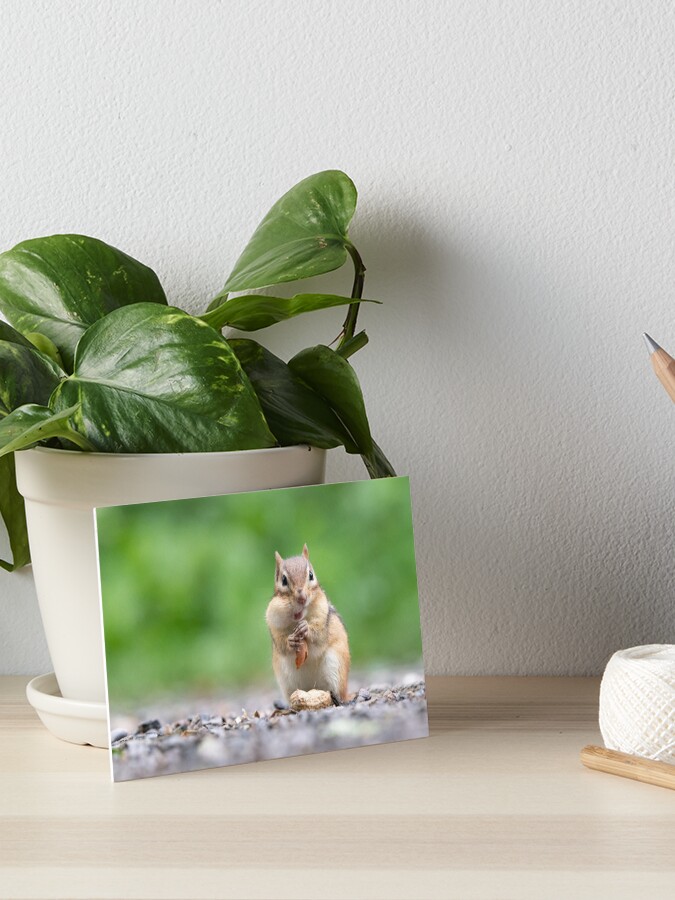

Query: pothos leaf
left=24, top=332, right=65, bottom=369
left=0, top=320, right=66, bottom=570
left=50, top=304, right=275, bottom=453
left=0, top=334, right=63, bottom=417
left=202, top=293, right=374, bottom=333
left=288, top=344, right=373, bottom=456
left=0, top=234, right=167, bottom=370
left=0, top=454, right=29, bottom=571
left=229, top=339, right=356, bottom=451
left=0, top=404, right=90, bottom=457
left=288, top=344, right=396, bottom=478
left=362, top=440, right=397, bottom=479
left=222, top=170, right=357, bottom=292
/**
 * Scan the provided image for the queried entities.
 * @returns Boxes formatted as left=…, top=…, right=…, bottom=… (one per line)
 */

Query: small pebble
left=138, top=719, right=161, bottom=734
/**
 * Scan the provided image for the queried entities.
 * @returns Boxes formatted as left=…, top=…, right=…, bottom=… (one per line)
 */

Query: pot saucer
left=26, top=673, right=108, bottom=748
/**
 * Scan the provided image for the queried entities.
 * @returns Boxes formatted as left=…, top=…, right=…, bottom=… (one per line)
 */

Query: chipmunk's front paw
left=287, top=620, right=308, bottom=653
left=287, top=634, right=303, bottom=652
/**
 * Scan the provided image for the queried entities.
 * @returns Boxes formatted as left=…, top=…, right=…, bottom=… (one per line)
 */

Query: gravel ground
left=110, top=671, right=428, bottom=781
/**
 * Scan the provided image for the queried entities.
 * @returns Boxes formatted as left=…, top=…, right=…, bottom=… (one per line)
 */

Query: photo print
left=95, top=477, right=428, bottom=781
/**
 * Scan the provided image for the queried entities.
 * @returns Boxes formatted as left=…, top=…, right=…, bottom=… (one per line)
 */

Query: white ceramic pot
left=15, top=445, right=326, bottom=705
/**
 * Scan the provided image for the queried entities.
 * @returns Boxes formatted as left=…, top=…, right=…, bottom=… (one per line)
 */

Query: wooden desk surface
left=1, top=675, right=673, bottom=900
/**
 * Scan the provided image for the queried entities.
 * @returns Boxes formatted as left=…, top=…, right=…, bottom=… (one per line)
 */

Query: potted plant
left=0, top=170, right=395, bottom=737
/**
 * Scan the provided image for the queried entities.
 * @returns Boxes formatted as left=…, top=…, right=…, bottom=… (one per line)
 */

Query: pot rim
left=23, top=443, right=317, bottom=462
left=16, top=442, right=326, bottom=508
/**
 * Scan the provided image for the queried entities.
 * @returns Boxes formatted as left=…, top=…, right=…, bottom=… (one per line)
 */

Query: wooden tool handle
left=581, top=744, right=675, bottom=791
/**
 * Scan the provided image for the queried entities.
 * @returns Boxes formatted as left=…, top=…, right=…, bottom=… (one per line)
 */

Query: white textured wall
left=1, top=0, right=674, bottom=676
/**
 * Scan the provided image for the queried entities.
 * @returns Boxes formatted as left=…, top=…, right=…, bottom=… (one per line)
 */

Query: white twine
left=599, top=644, right=675, bottom=763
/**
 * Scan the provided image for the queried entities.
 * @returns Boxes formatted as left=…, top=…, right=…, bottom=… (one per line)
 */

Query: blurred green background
left=97, top=477, right=423, bottom=708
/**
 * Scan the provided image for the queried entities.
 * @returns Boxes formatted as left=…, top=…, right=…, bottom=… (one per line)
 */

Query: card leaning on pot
left=94, top=477, right=428, bottom=782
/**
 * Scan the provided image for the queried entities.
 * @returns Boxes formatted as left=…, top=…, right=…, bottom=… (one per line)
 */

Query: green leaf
left=202, top=292, right=375, bottom=332
left=205, top=291, right=228, bottom=313
left=362, top=440, right=397, bottom=479
left=0, top=404, right=90, bottom=456
left=0, top=320, right=65, bottom=570
left=0, top=321, right=34, bottom=349
left=288, top=344, right=396, bottom=478
left=24, top=332, right=65, bottom=369
left=222, top=170, right=357, bottom=292
left=230, top=339, right=356, bottom=451
left=0, top=334, right=63, bottom=418
left=288, top=344, right=373, bottom=456
left=0, top=454, right=29, bottom=571
left=0, top=234, right=167, bottom=370
left=50, top=304, right=275, bottom=453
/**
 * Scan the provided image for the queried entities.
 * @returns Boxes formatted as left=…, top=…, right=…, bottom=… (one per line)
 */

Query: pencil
left=644, top=333, right=675, bottom=403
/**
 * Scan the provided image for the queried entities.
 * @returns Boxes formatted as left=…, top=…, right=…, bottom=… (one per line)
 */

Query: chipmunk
left=265, top=544, right=350, bottom=705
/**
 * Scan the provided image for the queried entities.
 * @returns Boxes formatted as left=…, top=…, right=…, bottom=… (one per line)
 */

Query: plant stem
left=62, top=432, right=96, bottom=452
left=337, top=243, right=366, bottom=350
left=336, top=330, right=369, bottom=359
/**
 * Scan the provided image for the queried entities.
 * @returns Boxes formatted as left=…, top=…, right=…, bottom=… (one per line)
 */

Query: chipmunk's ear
left=302, top=543, right=309, bottom=560
left=275, top=551, right=283, bottom=576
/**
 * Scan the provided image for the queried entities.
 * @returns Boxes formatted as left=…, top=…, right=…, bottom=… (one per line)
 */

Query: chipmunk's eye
left=281, top=575, right=288, bottom=587
left=309, top=571, right=314, bottom=581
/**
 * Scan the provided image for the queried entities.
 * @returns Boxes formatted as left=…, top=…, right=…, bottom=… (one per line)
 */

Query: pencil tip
left=643, top=333, right=661, bottom=355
